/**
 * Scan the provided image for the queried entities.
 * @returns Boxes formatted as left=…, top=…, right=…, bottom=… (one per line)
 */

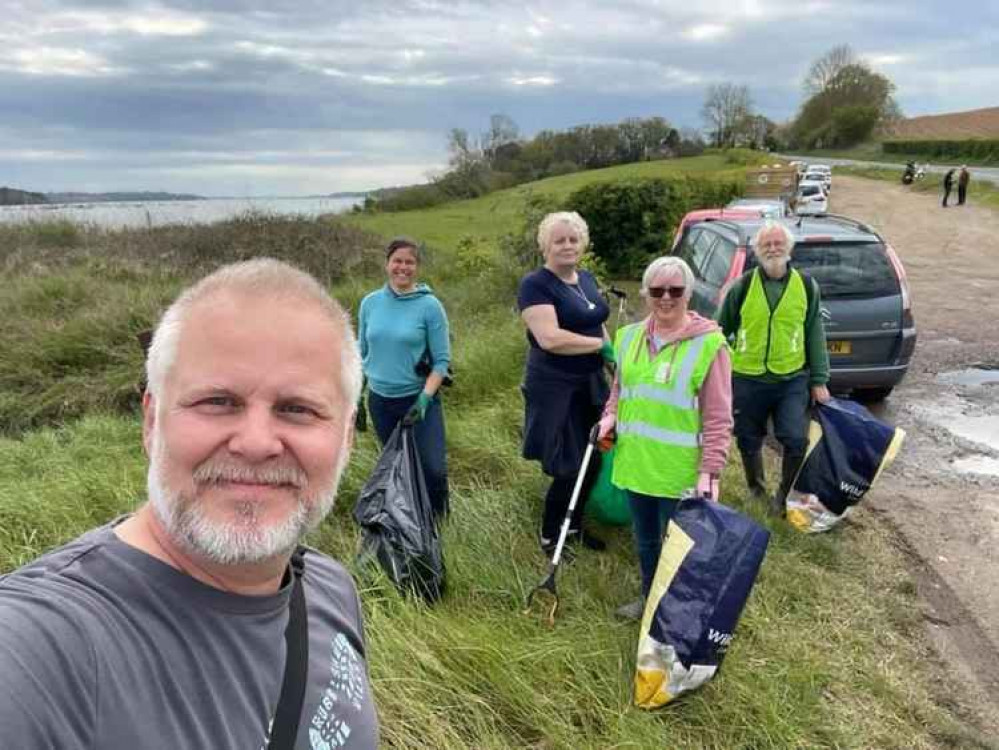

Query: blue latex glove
left=599, top=340, right=616, bottom=364
left=405, top=392, right=432, bottom=423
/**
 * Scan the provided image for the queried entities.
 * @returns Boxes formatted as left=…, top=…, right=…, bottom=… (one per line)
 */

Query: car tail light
left=884, top=242, right=914, bottom=328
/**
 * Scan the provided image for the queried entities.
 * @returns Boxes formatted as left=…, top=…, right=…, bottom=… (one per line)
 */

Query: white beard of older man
left=116, top=287, right=355, bottom=596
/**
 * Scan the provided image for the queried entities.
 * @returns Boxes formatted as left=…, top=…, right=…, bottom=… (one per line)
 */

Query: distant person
left=597, top=256, right=733, bottom=620
left=716, top=222, right=831, bottom=517
left=958, top=165, right=971, bottom=206
left=942, top=168, right=956, bottom=207
left=518, top=211, right=613, bottom=556
left=358, top=236, right=451, bottom=520
left=0, top=259, right=380, bottom=748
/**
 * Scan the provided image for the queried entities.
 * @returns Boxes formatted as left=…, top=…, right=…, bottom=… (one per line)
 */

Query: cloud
left=0, top=0, right=994, bottom=194
left=683, top=24, right=729, bottom=42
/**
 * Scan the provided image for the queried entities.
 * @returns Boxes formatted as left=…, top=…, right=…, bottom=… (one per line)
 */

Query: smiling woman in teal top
left=358, top=236, right=451, bottom=520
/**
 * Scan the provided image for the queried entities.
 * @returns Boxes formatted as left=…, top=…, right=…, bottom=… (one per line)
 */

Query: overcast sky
left=2, top=0, right=995, bottom=196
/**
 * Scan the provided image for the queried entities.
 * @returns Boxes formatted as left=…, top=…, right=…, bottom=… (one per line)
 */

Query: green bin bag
left=586, top=446, right=631, bottom=526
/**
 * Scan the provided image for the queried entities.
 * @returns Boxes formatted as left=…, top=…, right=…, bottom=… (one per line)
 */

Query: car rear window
left=791, top=242, right=900, bottom=298
left=800, top=186, right=821, bottom=196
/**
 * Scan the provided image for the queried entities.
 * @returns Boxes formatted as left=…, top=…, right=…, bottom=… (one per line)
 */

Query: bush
left=830, top=105, right=880, bottom=146
left=883, top=138, right=999, bottom=163
left=567, top=176, right=742, bottom=276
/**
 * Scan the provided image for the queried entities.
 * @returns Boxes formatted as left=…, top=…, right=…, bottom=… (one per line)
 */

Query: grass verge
left=836, top=166, right=999, bottom=212
left=1, top=153, right=994, bottom=747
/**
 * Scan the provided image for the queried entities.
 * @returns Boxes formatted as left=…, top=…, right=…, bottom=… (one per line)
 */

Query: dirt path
left=831, top=176, right=999, bottom=733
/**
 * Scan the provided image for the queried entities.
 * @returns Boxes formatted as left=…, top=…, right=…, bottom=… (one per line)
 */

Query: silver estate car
left=671, top=213, right=916, bottom=401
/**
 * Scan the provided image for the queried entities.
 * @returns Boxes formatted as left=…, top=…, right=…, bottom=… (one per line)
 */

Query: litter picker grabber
left=524, top=423, right=600, bottom=626
left=607, top=285, right=629, bottom=331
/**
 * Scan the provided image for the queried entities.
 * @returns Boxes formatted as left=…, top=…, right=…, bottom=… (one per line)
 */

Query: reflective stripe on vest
left=732, top=268, right=807, bottom=376
left=616, top=420, right=701, bottom=448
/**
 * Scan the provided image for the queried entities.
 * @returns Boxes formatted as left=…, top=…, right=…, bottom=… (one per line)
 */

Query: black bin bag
left=353, top=422, right=445, bottom=603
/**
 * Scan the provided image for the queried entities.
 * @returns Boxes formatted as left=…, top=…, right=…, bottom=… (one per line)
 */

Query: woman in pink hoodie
left=598, top=256, right=733, bottom=620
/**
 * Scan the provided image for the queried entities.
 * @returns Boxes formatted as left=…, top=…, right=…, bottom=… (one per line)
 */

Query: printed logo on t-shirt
left=308, top=633, right=367, bottom=750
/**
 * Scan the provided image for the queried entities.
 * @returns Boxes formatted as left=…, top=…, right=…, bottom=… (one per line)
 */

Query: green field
left=1, top=153, right=994, bottom=748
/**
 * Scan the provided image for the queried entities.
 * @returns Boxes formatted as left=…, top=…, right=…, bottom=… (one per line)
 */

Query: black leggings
left=540, top=452, right=602, bottom=540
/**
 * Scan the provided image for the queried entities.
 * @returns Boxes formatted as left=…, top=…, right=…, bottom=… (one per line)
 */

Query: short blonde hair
left=536, top=211, right=590, bottom=255
left=146, top=258, right=361, bottom=407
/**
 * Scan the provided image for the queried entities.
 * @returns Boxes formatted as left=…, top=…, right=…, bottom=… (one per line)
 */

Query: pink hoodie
left=601, top=312, right=733, bottom=475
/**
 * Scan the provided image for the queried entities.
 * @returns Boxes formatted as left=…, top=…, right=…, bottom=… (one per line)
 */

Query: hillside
left=0, top=186, right=47, bottom=205
left=883, top=106, right=999, bottom=140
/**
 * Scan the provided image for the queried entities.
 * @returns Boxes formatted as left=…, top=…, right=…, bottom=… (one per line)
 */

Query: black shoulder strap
left=267, top=548, right=309, bottom=750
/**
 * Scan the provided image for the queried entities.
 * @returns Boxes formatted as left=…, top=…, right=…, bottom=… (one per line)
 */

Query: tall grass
left=0, top=156, right=994, bottom=748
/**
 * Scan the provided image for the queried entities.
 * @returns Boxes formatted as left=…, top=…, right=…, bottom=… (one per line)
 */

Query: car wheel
left=853, top=386, right=893, bottom=403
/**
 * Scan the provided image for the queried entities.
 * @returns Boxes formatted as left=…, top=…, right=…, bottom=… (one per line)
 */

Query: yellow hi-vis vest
left=732, top=268, right=807, bottom=376
left=611, top=322, right=727, bottom=497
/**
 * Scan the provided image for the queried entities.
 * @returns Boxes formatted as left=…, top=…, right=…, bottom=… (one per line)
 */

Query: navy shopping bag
left=786, top=398, right=905, bottom=533
left=635, top=498, right=770, bottom=708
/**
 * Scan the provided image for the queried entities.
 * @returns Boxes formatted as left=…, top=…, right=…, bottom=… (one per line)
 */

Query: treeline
left=883, top=139, right=999, bottom=163
left=363, top=115, right=707, bottom=213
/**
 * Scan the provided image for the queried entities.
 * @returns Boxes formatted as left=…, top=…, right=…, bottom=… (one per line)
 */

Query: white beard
left=146, top=428, right=347, bottom=566
left=760, top=256, right=789, bottom=279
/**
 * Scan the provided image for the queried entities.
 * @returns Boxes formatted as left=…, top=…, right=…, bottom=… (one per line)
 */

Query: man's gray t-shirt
left=0, top=522, right=379, bottom=749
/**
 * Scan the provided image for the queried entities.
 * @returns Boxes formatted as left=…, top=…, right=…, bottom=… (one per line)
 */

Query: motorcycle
left=901, top=162, right=915, bottom=185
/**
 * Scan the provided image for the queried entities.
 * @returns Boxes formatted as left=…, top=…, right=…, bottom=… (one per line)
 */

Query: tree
left=789, top=54, right=901, bottom=149
left=701, top=83, right=753, bottom=147
left=482, top=114, right=520, bottom=167
left=803, top=44, right=855, bottom=96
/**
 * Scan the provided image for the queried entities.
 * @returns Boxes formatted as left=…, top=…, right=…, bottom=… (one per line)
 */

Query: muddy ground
left=829, top=176, right=999, bottom=734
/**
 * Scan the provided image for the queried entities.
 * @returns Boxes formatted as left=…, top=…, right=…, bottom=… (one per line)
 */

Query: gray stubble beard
left=146, top=430, right=347, bottom=566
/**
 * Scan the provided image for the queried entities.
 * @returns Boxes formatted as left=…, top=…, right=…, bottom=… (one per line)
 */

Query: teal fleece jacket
left=358, top=283, right=451, bottom=398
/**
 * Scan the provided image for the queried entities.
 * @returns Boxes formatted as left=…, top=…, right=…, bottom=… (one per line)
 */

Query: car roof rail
left=818, top=213, right=876, bottom=234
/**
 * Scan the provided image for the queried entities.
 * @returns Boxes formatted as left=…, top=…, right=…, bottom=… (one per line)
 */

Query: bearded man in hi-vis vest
left=716, top=221, right=831, bottom=516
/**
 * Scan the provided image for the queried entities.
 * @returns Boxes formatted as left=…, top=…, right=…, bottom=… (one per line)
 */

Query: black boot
left=740, top=451, right=767, bottom=499
left=772, top=453, right=804, bottom=517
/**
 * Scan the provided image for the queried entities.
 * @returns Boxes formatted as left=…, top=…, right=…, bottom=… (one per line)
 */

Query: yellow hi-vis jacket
left=732, top=268, right=807, bottom=376
left=612, top=322, right=727, bottom=497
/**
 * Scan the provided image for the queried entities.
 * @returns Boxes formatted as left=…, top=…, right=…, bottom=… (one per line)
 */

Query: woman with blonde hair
left=598, top=255, right=733, bottom=619
left=517, top=211, right=614, bottom=556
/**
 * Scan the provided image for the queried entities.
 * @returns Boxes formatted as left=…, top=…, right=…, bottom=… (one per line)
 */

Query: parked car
left=795, top=183, right=828, bottom=215
left=726, top=197, right=788, bottom=218
left=803, top=171, right=831, bottom=193
left=807, top=164, right=833, bottom=191
left=669, top=214, right=916, bottom=400
left=669, top=207, right=762, bottom=250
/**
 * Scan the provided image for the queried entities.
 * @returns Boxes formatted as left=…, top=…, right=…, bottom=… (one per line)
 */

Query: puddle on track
left=913, top=393, right=999, bottom=454
left=952, top=455, right=999, bottom=477
left=937, top=368, right=999, bottom=388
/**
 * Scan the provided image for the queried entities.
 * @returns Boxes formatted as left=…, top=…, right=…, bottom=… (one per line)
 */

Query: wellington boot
left=740, top=451, right=767, bottom=499
left=771, top=453, right=804, bottom=518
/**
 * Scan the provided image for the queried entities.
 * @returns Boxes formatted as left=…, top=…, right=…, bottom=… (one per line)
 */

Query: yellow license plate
left=827, top=341, right=851, bottom=355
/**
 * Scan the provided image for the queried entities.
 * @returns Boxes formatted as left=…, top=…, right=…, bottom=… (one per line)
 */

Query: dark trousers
left=733, top=374, right=809, bottom=460
left=958, top=184, right=967, bottom=205
left=368, top=391, right=449, bottom=519
left=942, top=185, right=952, bottom=207
left=540, top=450, right=601, bottom=541
left=628, top=491, right=679, bottom=598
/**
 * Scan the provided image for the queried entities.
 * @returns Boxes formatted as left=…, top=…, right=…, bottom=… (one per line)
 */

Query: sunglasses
left=647, top=286, right=686, bottom=299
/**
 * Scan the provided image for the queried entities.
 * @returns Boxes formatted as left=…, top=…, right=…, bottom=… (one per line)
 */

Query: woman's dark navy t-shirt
left=517, top=268, right=609, bottom=375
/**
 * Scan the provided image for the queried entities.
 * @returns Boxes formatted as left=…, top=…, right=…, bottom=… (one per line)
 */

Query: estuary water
left=0, top=195, right=362, bottom=230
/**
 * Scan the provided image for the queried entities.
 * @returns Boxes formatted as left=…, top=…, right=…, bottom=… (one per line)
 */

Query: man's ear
left=141, top=390, right=156, bottom=457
